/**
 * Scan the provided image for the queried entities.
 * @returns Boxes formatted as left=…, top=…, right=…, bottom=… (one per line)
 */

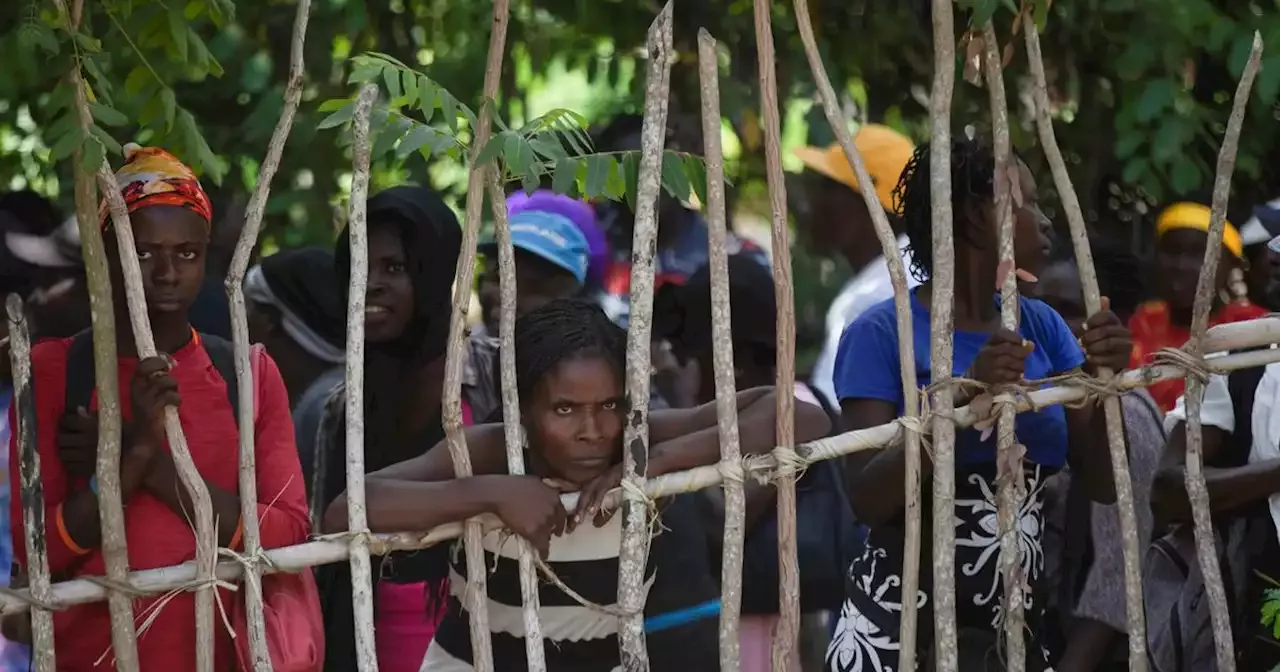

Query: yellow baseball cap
left=793, top=124, right=916, bottom=213
left=1156, top=202, right=1243, bottom=259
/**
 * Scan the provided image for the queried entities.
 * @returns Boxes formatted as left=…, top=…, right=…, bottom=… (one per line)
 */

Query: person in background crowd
left=655, top=254, right=853, bottom=671
left=476, top=210, right=591, bottom=338
left=185, top=194, right=248, bottom=339
left=792, top=125, right=918, bottom=409
left=324, top=298, right=832, bottom=672
left=590, top=113, right=768, bottom=328
left=310, top=185, right=501, bottom=672
left=506, top=189, right=609, bottom=296
left=246, top=246, right=346, bottom=408
left=1036, top=248, right=1165, bottom=672
left=1, top=201, right=91, bottom=340
left=1238, top=197, right=1280, bottom=311
left=826, top=138, right=1132, bottom=671
left=1128, top=202, right=1268, bottom=411
left=6, top=144, right=308, bottom=668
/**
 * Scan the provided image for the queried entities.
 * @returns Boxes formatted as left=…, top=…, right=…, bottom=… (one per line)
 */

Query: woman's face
left=525, top=355, right=625, bottom=486
left=365, top=226, right=415, bottom=344
left=1009, top=160, right=1054, bottom=279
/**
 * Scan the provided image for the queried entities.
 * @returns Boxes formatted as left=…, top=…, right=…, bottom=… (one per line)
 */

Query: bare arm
left=839, top=398, right=932, bottom=528
left=1066, top=399, right=1120, bottom=504
left=323, top=475, right=504, bottom=534
left=1152, top=422, right=1280, bottom=522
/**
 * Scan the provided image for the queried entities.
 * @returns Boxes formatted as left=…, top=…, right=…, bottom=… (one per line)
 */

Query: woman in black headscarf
left=312, top=185, right=501, bottom=672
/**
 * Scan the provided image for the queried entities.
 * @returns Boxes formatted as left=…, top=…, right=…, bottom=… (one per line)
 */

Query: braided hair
left=513, top=298, right=628, bottom=404
left=893, top=138, right=1001, bottom=283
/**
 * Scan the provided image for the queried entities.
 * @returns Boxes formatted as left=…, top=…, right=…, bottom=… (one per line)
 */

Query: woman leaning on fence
left=5, top=144, right=310, bottom=668
left=824, top=138, right=1134, bottom=672
left=323, top=298, right=833, bottom=671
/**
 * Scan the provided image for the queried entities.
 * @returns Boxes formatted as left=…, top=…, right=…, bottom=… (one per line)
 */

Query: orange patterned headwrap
left=99, top=143, right=213, bottom=230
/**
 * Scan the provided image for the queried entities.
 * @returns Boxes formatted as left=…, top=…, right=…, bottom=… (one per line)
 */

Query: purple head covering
left=507, top=190, right=608, bottom=285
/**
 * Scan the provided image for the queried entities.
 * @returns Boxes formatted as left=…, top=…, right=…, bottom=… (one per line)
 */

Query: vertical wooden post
left=1182, top=32, right=1263, bottom=672
left=53, top=0, right=141, bottom=663
left=342, top=82, right=380, bottom=672
left=927, top=1, right=959, bottom=670
left=485, top=175, right=547, bottom=672
left=222, top=1, right=313, bottom=667
left=617, top=4, right=673, bottom=669
left=438, top=1, right=511, bottom=669
left=791, top=2, right=925, bottom=664
left=748, top=2, right=799, bottom=668
left=6, top=296, right=55, bottom=672
left=1022, top=22, right=1152, bottom=671
left=94, top=142, right=217, bottom=672
left=981, top=25, right=1028, bottom=671
left=695, top=30, right=745, bottom=671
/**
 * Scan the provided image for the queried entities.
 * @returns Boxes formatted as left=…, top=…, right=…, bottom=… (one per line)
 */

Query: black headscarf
left=319, top=186, right=462, bottom=672
left=654, top=253, right=777, bottom=363
left=259, top=246, right=346, bottom=352
left=334, top=185, right=461, bottom=361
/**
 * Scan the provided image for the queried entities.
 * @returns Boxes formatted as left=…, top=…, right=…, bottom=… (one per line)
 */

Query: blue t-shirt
left=832, top=289, right=1084, bottom=467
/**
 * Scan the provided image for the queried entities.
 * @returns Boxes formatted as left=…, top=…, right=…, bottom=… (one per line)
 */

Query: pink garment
left=740, top=615, right=800, bottom=672
left=375, top=580, right=448, bottom=671
left=374, top=399, right=473, bottom=670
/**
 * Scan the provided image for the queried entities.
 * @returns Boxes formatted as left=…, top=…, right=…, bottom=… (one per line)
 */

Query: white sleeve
left=1163, top=373, right=1234, bottom=434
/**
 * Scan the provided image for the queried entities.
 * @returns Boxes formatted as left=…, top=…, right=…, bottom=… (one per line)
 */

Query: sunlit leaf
left=317, top=103, right=355, bottom=130
left=440, top=93, right=459, bottom=134
left=660, top=151, right=691, bottom=203
left=89, top=102, right=128, bottom=127
left=371, top=116, right=412, bottom=158
left=125, top=66, right=151, bottom=96
left=604, top=158, right=626, bottom=200
left=685, top=154, right=709, bottom=206
left=382, top=64, right=402, bottom=100
left=622, top=152, right=639, bottom=212
left=584, top=154, right=610, bottom=198
left=317, top=97, right=351, bottom=113
left=401, top=70, right=418, bottom=107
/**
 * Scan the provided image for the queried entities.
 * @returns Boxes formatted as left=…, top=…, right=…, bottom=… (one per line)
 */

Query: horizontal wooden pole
left=3, top=318, right=1279, bottom=615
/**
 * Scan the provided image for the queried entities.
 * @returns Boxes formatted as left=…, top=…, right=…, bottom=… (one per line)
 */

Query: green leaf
left=80, top=138, right=106, bottom=174
left=89, top=102, right=128, bottom=127
left=440, top=94, right=459, bottom=134
left=521, top=170, right=540, bottom=195
left=397, top=125, right=435, bottom=159
left=502, top=133, right=536, bottom=179
left=372, top=116, right=412, bottom=158
left=584, top=155, right=610, bottom=199
left=1032, top=0, right=1050, bottom=30
left=968, top=0, right=1000, bottom=27
left=1136, top=80, right=1175, bottom=123
left=529, top=137, right=568, bottom=161
left=29, top=24, right=59, bottom=55
left=604, top=158, right=626, bottom=200
left=1115, top=133, right=1143, bottom=160
left=49, top=126, right=83, bottom=162
left=125, top=66, right=151, bottom=96
left=416, top=76, right=438, bottom=123
left=401, top=70, right=419, bottom=106
left=382, top=64, right=402, bottom=100
left=622, top=152, right=639, bottom=212
left=168, top=9, right=189, bottom=60
left=73, top=32, right=102, bottom=53
left=686, top=154, right=709, bottom=207
left=474, top=134, right=506, bottom=169
left=1122, top=158, right=1148, bottom=185
left=89, top=125, right=123, bottom=155
left=660, top=151, right=692, bottom=203
left=552, top=158, right=579, bottom=196
left=317, top=97, right=351, bottom=113
left=184, top=0, right=207, bottom=21
left=317, top=103, right=355, bottom=130
left=161, top=89, right=177, bottom=132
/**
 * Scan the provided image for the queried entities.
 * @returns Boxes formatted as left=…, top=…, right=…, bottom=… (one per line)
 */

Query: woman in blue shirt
left=824, top=138, right=1132, bottom=672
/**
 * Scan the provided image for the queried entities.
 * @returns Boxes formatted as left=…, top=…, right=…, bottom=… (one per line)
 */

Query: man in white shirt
left=793, top=125, right=917, bottom=408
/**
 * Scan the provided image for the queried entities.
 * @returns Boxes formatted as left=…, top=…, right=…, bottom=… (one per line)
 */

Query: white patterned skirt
left=826, top=463, right=1056, bottom=672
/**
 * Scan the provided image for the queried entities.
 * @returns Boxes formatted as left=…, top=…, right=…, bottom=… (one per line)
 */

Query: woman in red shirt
left=7, top=144, right=309, bottom=669
left=1129, top=202, right=1269, bottom=411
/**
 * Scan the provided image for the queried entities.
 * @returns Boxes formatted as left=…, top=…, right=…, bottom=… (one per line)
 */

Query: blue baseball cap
left=482, top=210, right=590, bottom=285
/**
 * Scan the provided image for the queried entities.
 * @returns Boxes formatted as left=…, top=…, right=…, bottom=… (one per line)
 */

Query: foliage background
left=3, top=0, right=1280, bottom=367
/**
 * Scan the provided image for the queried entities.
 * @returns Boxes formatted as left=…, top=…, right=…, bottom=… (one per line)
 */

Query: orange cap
left=793, top=124, right=916, bottom=213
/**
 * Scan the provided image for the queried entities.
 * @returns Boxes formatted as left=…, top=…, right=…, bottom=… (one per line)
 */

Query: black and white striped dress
left=424, top=493, right=720, bottom=671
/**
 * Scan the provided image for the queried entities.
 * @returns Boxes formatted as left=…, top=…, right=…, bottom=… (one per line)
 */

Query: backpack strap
left=64, top=330, right=97, bottom=415
left=198, top=333, right=240, bottom=429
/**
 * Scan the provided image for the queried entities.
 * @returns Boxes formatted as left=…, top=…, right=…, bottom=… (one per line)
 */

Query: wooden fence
left=1, top=1, right=1272, bottom=671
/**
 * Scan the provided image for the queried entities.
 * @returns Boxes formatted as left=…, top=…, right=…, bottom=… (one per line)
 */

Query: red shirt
left=8, top=335, right=310, bottom=670
left=1128, top=299, right=1269, bottom=411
